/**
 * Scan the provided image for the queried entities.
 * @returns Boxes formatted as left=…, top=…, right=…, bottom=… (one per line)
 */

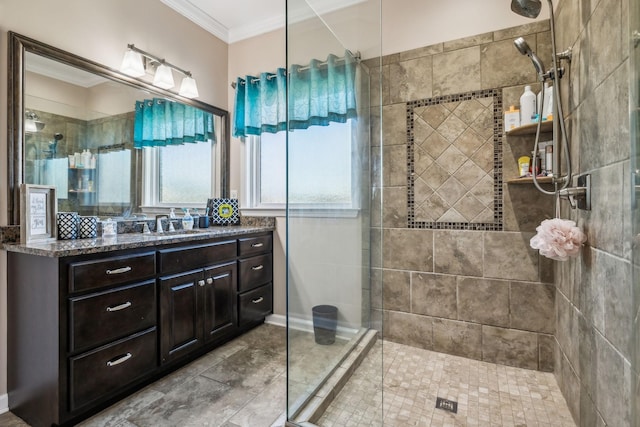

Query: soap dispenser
left=520, top=85, right=537, bottom=125
left=182, top=208, right=194, bottom=230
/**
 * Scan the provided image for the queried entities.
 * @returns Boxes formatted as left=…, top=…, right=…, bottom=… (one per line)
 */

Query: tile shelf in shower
left=506, top=176, right=554, bottom=185
left=505, top=120, right=553, bottom=136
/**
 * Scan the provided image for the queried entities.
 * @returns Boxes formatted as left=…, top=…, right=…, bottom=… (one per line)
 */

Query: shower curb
left=291, top=329, right=378, bottom=426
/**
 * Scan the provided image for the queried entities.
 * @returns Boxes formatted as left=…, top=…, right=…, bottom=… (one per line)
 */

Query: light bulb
left=120, top=50, right=145, bottom=77
left=25, top=119, right=37, bottom=133
left=153, top=64, right=174, bottom=89
left=179, top=76, right=199, bottom=98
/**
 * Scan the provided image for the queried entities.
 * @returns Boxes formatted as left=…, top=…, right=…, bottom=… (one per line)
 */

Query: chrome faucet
left=155, top=215, right=168, bottom=233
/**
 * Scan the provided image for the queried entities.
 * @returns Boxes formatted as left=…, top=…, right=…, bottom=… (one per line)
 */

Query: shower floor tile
left=318, top=339, right=576, bottom=427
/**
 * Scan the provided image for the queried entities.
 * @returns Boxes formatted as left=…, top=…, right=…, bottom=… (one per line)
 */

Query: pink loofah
left=530, top=218, right=587, bottom=261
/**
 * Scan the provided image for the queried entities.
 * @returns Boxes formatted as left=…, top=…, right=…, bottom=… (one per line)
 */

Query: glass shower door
left=285, top=0, right=382, bottom=424
left=630, top=0, right=640, bottom=424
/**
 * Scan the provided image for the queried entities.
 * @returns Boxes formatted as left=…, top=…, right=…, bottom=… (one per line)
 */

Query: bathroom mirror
left=7, top=31, right=230, bottom=225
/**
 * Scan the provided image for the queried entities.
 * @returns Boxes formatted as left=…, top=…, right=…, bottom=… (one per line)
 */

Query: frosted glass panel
left=159, top=141, right=213, bottom=204
left=98, top=150, right=131, bottom=204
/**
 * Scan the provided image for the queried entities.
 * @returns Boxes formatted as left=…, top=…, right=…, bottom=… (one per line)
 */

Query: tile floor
left=1, top=323, right=289, bottom=427
left=0, top=325, right=577, bottom=427
left=318, top=339, right=577, bottom=427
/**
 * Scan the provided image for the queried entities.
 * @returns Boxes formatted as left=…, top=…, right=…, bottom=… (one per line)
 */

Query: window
left=246, top=120, right=355, bottom=210
left=142, top=141, right=216, bottom=207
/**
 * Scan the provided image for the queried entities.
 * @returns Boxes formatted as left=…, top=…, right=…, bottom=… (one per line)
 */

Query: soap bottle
left=81, top=149, right=91, bottom=169
left=169, top=208, right=176, bottom=219
left=182, top=208, right=194, bottom=230
left=520, top=85, right=537, bottom=125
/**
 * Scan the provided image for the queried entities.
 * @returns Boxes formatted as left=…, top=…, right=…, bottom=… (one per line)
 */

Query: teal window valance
left=133, top=98, right=215, bottom=149
left=233, top=51, right=357, bottom=138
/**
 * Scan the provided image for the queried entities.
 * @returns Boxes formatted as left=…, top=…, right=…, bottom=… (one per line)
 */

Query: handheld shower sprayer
left=513, top=37, right=546, bottom=81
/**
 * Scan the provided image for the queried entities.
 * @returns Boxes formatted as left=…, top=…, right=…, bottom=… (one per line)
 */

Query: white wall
left=0, top=0, right=228, bottom=402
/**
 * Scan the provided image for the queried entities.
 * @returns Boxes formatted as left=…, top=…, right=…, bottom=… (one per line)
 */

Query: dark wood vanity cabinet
left=238, top=234, right=274, bottom=325
left=7, top=231, right=273, bottom=427
left=159, top=262, right=237, bottom=363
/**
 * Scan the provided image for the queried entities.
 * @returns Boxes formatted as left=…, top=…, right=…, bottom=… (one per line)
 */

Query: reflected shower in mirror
left=8, top=32, right=229, bottom=224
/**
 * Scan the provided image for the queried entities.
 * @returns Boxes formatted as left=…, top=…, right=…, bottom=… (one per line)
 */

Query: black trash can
left=312, top=305, right=338, bottom=345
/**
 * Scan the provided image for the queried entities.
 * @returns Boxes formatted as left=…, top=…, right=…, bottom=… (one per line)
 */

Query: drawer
left=238, top=283, right=273, bottom=326
left=238, top=253, right=273, bottom=292
left=69, top=280, right=156, bottom=353
left=238, top=234, right=272, bottom=257
left=69, top=327, right=157, bottom=411
left=158, top=240, right=237, bottom=275
left=69, top=252, right=156, bottom=292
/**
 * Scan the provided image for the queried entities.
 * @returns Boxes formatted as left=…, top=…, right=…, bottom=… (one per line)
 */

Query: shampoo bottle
left=520, top=85, right=537, bottom=125
left=542, top=84, right=554, bottom=119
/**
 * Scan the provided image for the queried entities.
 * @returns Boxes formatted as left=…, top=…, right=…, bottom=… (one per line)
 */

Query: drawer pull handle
left=251, top=265, right=264, bottom=271
left=198, top=280, right=206, bottom=287
left=206, top=278, right=213, bottom=284
left=252, top=297, right=264, bottom=304
left=106, top=301, right=132, bottom=312
left=251, top=242, right=264, bottom=248
left=106, top=266, right=132, bottom=275
left=106, top=352, right=132, bottom=367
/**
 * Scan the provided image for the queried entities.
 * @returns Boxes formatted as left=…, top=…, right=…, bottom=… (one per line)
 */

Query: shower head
left=511, top=0, right=542, bottom=18
left=514, top=37, right=546, bottom=78
left=54, top=133, right=63, bottom=141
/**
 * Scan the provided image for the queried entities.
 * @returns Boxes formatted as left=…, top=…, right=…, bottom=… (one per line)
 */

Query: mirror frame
left=7, top=31, right=230, bottom=225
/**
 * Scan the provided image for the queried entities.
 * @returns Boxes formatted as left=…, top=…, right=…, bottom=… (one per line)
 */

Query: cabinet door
left=202, top=262, right=237, bottom=343
left=159, top=269, right=203, bottom=364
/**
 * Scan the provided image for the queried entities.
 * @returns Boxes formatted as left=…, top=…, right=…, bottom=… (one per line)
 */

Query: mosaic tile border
left=407, top=89, right=503, bottom=231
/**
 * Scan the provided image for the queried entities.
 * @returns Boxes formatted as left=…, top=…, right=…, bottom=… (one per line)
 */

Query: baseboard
left=0, top=393, right=8, bottom=414
left=265, top=314, right=286, bottom=328
left=265, top=314, right=359, bottom=340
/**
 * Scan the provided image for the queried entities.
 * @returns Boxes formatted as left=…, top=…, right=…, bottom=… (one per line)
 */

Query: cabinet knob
left=252, top=297, right=264, bottom=304
left=251, top=242, right=264, bottom=248
left=198, top=280, right=206, bottom=287
left=206, top=278, right=213, bottom=284
left=251, top=265, right=264, bottom=271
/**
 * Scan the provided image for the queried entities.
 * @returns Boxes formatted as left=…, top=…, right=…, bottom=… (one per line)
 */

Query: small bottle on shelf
left=520, top=85, right=537, bottom=125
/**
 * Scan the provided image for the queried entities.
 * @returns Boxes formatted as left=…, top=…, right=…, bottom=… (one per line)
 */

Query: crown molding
left=160, top=0, right=230, bottom=42
left=161, top=0, right=367, bottom=44
left=228, top=14, right=285, bottom=44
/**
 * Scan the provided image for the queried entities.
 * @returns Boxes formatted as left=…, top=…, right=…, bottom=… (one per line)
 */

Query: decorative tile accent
left=407, top=89, right=503, bottom=231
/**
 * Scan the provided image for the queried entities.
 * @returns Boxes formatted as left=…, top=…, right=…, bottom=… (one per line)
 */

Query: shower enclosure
left=284, top=0, right=382, bottom=424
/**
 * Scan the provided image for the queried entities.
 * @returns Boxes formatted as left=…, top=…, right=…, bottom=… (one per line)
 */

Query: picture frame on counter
left=20, top=184, right=57, bottom=243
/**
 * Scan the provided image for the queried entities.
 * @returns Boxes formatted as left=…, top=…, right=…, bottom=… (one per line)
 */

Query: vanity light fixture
left=119, top=44, right=199, bottom=98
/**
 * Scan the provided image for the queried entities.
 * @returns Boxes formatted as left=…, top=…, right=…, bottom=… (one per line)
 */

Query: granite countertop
left=3, top=224, right=275, bottom=258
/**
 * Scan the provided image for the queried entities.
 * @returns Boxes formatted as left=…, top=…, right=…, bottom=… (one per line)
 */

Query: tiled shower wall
left=369, top=21, right=558, bottom=372
left=552, top=0, right=633, bottom=425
